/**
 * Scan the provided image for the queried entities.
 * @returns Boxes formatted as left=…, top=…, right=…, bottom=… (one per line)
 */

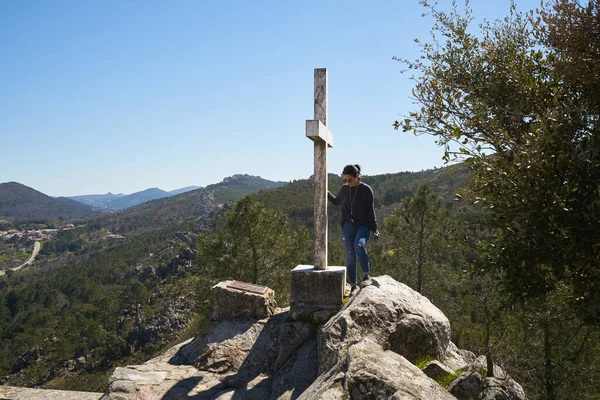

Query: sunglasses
left=344, top=177, right=355, bottom=183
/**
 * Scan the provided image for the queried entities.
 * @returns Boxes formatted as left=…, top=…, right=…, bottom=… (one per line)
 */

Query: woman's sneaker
left=344, top=284, right=358, bottom=297
left=361, top=275, right=372, bottom=287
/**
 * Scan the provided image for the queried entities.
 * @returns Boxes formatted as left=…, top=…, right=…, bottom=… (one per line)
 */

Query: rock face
left=443, top=341, right=477, bottom=371
left=193, top=191, right=216, bottom=217
left=9, top=346, right=44, bottom=374
left=105, top=276, right=526, bottom=400
left=130, top=296, right=195, bottom=348
left=448, top=371, right=527, bottom=400
left=299, top=338, right=455, bottom=400
left=423, top=360, right=457, bottom=381
left=319, top=276, right=451, bottom=373
left=126, top=232, right=198, bottom=282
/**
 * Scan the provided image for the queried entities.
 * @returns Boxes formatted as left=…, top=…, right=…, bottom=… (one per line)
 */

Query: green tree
left=508, top=291, right=598, bottom=400
left=126, top=281, right=149, bottom=322
left=396, top=0, right=600, bottom=325
left=458, top=243, right=508, bottom=379
left=384, top=183, right=448, bottom=294
left=196, top=196, right=310, bottom=305
left=540, top=0, right=600, bottom=112
left=396, top=1, right=600, bottom=397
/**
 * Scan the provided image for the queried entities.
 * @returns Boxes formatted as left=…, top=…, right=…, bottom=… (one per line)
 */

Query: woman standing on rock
left=328, top=164, right=379, bottom=293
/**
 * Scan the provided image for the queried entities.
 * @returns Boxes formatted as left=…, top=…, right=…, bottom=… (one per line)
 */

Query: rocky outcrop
left=448, top=371, right=526, bottom=400
left=9, top=346, right=44, bottom=374
left=130, top=296, right=195, bottom=348
left=443, top=340, right=477, bottom=371
left=423, top=360, right=457, bottom=381
left=120, top=231, right=198, bottom=351
left=177, top=316, right=282, bottom=374
left=126, top=232, right=197, bottom=282
left=105, top=276, right=526, bottom=400
left=319, top=277, right=451, bottom=373
left=193, top=191, right=216, bottom=217
left=300, top=338, right=455, bottom=400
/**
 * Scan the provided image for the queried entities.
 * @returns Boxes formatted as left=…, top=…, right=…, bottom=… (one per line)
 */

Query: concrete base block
left=290, top=265, right=346, bottom=311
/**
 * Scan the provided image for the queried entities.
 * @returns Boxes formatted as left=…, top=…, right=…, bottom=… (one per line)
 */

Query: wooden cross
left=306, top=68, right=334, bottom=270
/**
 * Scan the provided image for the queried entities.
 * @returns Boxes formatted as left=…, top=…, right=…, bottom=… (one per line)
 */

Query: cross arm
left=306, top=120, right=334, bottom=148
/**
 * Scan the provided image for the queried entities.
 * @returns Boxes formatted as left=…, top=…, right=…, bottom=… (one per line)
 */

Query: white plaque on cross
left=306, top=68, right=334, bottom=270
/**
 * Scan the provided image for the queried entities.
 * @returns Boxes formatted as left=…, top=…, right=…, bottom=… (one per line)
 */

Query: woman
left=328, top=164, right=380, bottom=292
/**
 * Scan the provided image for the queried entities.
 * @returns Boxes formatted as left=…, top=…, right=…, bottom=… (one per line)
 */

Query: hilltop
left=103, top=276, right=526, bottom=400
left=0, top=182, right=98, bottom=222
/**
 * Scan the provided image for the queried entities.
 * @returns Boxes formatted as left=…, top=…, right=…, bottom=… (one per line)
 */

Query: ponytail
left=342, top=164, right=362, bottom=179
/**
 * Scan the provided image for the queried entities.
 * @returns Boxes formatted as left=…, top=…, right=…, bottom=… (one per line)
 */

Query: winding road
left=0, top=241, right=41, bottom=275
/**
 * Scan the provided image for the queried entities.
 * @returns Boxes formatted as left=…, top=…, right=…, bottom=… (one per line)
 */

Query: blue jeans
left=342, top=221, right=370, bottom=285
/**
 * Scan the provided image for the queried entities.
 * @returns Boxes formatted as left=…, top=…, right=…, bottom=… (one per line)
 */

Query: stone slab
left=109, top=367, right=167, bottom=385
left=227, top=280, right=268, bottom=294
left=211, top=280, right=276, bottom=320
left=290, top=265, right=346, bottom=310
left=0, top=386, right=103, bottom=400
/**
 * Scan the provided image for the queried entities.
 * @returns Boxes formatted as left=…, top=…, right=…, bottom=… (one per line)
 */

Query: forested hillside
left=85, top=174, right=285, bottom=234
left=0, top=183, right=98, bottom=222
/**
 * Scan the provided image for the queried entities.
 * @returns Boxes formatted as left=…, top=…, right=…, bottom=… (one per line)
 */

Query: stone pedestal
left=290, top=265, right=346, bottom=313
left=211, top=280, right=276, bottom=320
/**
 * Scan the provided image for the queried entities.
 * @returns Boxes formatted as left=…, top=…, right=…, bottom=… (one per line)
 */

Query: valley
left=0, top=174, right=304, bottom=390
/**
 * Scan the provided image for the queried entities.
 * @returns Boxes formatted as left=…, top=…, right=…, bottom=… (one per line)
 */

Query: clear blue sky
left=0, top=0, right=541, bottom=197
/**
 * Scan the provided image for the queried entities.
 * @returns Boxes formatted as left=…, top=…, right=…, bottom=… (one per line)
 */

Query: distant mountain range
left=89, top=174, right=288, bottom=234
left=0, top=182, right=99, bottom=222
left=0, top=167, right=468, bottom=225
left=0, top=176, right=285, bottom=222
left=67, top=192, right=126, bottom=206
left=67, top=186, right=202, bottom=211
left=167, top=186, right=202, bottom=196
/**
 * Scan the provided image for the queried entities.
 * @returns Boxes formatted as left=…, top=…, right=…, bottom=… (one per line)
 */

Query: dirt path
left=10, top=241, right=42, bottom=272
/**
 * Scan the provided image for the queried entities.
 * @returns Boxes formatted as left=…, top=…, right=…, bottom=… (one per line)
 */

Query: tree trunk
left=251, top=240, right=259, bottom=284
left=545, top=323, right=556, bottom=400
left=486, top=350, right=494, bottom=378
left=484, top=303, right=494, bottom=377
left=417, top=213, right=425, bottom=294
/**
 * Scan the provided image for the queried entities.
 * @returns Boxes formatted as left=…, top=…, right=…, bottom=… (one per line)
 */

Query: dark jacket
left=328, top=182, right=378, bottom=232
